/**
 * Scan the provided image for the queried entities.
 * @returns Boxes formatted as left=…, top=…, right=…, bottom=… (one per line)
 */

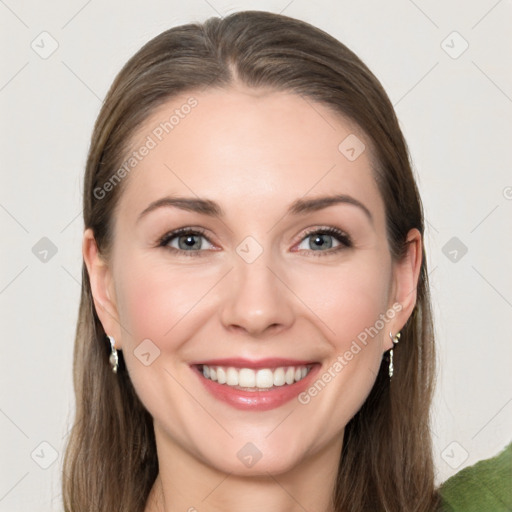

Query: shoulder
left=439, top=442, right=512, bottom=511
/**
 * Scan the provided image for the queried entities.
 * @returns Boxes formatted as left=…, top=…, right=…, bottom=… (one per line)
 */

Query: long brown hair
left=63, top=10, right=439, bottom=511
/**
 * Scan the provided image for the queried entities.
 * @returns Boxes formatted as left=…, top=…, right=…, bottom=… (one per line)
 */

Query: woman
left=63, top=10, right=439, bottom=511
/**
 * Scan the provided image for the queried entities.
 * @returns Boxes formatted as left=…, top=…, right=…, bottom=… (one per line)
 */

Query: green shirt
left=440, top=442, right=512, bottom=511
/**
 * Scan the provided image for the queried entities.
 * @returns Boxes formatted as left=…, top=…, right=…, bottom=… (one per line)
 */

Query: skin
left=83, top=85, right=422, bottom=512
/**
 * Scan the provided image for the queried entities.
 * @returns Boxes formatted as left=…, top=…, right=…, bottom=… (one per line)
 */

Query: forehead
left=117, top=87, right=384, bottom=224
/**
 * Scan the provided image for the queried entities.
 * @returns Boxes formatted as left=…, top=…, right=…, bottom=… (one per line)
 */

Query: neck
left=145, top=426, right=342, bottom=512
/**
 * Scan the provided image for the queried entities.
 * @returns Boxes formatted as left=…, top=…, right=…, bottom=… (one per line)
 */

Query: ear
left=82, top=228, right=123, bottom=349
left=384, top=228, right=422, bottom=350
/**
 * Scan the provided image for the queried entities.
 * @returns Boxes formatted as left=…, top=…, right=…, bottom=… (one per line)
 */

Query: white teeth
left=256, top=369, right=274, bottom=388
left=273, top=367, right=285, bottom=386
left=201, top=364, right=311, bottom=389
left=217, top=367, right=226, bottom=384
left=226, top=367, right=238, bottom=386
left=239, top=368, right=256, bottom=387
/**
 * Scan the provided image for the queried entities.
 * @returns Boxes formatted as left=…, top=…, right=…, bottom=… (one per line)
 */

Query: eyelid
left=157, top=225, right=352, bottom=255
left=159, top=226, right=206, bottom=242
left=158, top=226, right=218, bottom=254
left=291, top=226, right=353, bottom=253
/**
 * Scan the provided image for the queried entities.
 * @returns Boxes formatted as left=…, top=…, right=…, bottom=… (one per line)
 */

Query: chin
left=207, top=446, right=307, bottom=477
left=189, top=427, right=321, bottom=478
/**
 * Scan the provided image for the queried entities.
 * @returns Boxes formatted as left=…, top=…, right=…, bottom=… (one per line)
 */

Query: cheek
left=111, top=256, right=216, bottom=427
left=114, top=254, right=221, bottom=346
left=290, top=253, right=392, bottom=347
left=289, top=253, right=392, bottom=417
left=291, top=255, right=393, bottom=427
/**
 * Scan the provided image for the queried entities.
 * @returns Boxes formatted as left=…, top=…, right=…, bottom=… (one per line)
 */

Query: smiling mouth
left=197, top=364, right=313, bottom=391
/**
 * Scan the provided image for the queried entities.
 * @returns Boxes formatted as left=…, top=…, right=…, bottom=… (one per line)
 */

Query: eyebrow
left=137, top=194, right=373, bottom=224
left=137, top=197, right=223, bottom=222
left=289, top=194, right=373, bottom=223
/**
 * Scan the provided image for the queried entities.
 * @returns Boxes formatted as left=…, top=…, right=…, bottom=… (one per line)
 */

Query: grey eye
left=167, top=233, right=214, bottom=251
left=297, top=233, right=340, bottom=251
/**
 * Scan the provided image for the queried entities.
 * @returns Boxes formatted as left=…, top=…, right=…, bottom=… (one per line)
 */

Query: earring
left=107, top=335, right=119, bottom=374
left=388, top=331, right=401, bottom=379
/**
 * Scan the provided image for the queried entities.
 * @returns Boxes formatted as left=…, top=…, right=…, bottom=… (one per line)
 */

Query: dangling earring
left=107, top=335, right=119, bottom=374
left=388, top=331, right=401, bottom=379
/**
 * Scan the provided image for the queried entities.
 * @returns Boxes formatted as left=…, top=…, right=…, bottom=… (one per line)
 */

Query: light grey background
left=1, top=0, right=511, bottom=510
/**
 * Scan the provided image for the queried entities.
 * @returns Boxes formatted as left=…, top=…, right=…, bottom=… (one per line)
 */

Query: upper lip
left=191, top=358, right=317, bottom=369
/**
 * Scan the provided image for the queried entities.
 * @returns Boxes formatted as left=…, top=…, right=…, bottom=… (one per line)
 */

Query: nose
left=219, top=257, right=295, bottom=337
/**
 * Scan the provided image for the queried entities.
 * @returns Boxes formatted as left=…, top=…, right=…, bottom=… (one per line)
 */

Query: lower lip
left=193, top=365, right=320, bottom=411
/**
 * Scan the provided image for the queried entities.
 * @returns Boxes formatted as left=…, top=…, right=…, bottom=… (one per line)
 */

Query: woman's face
left=85, top=87, right=419, bottom=476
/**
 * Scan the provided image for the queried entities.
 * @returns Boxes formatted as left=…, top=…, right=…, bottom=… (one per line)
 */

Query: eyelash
left=297, top=227, right=353, bottom=255
left=157, top=226, right=352, bottom=256
left=158, top=227, right=212, bottom=257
